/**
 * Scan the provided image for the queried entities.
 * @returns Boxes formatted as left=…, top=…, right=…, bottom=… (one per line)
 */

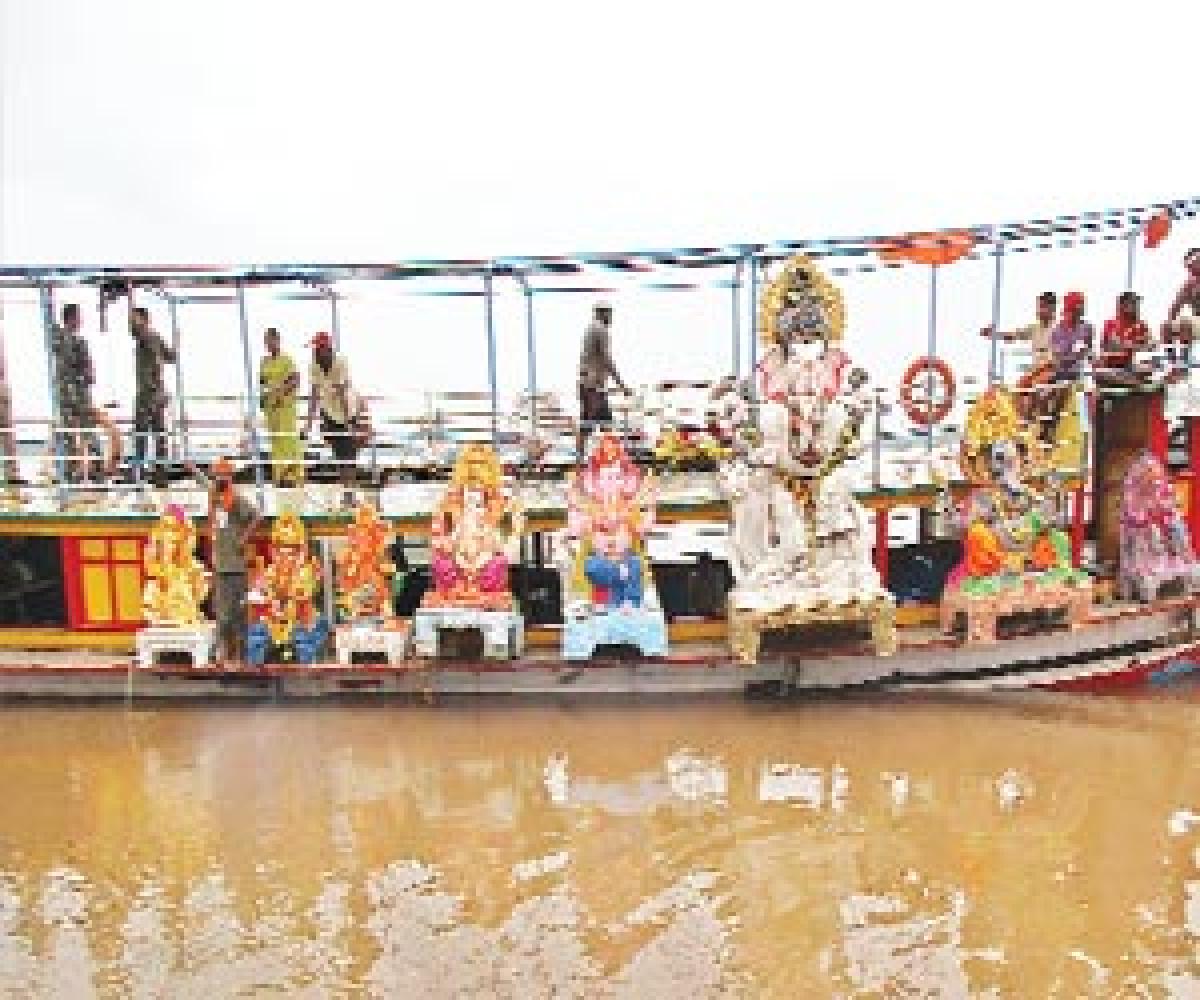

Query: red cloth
left=1101, top=317, right=1150, bottom=366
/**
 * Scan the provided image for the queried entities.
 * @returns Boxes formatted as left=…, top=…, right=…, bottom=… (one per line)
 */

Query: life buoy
left=899, top=357, right=956, bottom=427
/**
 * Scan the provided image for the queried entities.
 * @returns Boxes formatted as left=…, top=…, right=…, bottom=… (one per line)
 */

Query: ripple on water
left=0, top=698, right=1196, bottom=995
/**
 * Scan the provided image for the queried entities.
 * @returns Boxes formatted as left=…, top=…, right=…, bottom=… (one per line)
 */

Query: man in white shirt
left=981, top=291, right=1057, bottom=368
left=303, top=331, right=358, bottom=490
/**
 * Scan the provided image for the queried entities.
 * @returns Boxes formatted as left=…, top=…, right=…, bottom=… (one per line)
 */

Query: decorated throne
left=137, top=505, right=214, bottom=668
left=411, top=443, right=525, bottom=660
left=1118, top=450, right=1200, bottom=602
left=720, top=255, right=895, bottom=665
left=560, top=432, right=668, bottom=660
left=246, top=511, right=328, bottom=665
left=940, top=388, right=1092, bottom=642
left=333, top=501, right=409, bottom=665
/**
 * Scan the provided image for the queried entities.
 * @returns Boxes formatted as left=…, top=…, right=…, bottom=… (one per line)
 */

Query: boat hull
left=0, top=601, right=1193, bottom=701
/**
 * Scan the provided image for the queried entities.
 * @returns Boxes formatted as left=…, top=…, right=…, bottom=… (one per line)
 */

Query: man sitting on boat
left=982, top=290, right=1057, bottom=369
left=1097, top=291, right=1154, bottom=386
left=1163, top=248, right=1200, bottom=365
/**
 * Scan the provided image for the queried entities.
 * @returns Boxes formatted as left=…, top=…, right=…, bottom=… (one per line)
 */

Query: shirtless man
left=1163, top=248, right=1200, bottom=371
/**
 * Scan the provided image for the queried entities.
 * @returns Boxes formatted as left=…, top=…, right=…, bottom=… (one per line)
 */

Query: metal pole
left=235, top=283, right=265, bottom=499
left=988, top=244, right=1004, bottom=386
left=167, top=295, right=188, bottom=459
left=329, top=288, right=341, bottom=351
left=747, top=254, right=759, bottom=400
left=0, top=292, right=13, bottom=484
left=484, top=270, right=498, bottom=445
left=926, top=265, right=938, bottom=454
left=731, top=259, right=742, bottom=379
left=523, top=276, right=537, bottom=434
left=1125, top=229, right=1138, bottom=292
left=39, top=285, right=65, bottom=485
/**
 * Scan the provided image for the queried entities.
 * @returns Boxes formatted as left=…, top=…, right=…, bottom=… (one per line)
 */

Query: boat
left=1, top=197, right=1200, bottom=699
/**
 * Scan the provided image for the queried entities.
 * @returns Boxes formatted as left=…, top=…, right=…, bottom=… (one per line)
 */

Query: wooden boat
left=2, top=203, right=1200, bottom=699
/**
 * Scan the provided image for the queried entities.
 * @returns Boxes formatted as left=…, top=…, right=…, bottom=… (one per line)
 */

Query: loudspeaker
left=887, top=540, right=962, bottom=603
left=393, top=567, right=431, bottom=617
left=510, top=566, right=563, bottom=625
left=651, top=555, right=734, bottom=620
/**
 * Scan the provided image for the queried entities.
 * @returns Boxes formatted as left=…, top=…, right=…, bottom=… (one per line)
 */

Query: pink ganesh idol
left=1118, top=450, right=1200, bottom=602
left=567, top=434, right=655, bottom=610
left=424, top=443, right=522, bottom=612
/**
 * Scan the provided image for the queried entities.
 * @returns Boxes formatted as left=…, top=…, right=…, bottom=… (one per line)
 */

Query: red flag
left=1145, top=211, right=1171, bottom=250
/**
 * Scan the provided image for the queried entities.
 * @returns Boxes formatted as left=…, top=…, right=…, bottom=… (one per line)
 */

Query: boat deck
left=0, top=595, right=1193, bottom=700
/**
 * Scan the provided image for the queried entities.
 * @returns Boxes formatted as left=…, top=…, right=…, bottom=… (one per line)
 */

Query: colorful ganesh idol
left=1118, top=450, right=1200, bottom=601
left=142, top=504, right=209, bottom=626
left=561, top=433, right=667, bottom=659
left=940, top=388, right=1091, bottom=641
left=246, top=510, right=327, bottom=664
left=335, top=501, right=395, bottom=622
left=410, top=444, right=525, bottom=660
left=423, top=443, right=522, bottom=612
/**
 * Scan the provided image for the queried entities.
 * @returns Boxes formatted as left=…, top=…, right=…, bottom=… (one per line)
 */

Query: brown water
left=1, top=694, right=1199, bottom=997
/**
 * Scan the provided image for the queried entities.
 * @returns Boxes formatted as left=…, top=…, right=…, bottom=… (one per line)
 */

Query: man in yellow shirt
left=303, top=331, right=358, bottom=490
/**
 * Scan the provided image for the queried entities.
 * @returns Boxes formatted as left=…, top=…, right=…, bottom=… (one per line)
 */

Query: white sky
left=1, top=0, right=1198, bottom=437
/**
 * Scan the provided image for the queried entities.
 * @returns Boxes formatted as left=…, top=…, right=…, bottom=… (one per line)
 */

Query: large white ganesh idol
left=720, top=255, right=895, bottom=664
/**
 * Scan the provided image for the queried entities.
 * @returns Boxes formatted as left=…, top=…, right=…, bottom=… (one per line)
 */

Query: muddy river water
left=1, top=694, right=1199, bottom=996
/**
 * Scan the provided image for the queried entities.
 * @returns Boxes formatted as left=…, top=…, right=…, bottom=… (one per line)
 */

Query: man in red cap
left=1051, top=292, right=1094, bottom=381
left=303, top=331, right=358, bottom=494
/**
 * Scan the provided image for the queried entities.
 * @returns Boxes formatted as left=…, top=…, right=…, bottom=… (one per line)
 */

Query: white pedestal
left=136, top=624, right=217, bottom=670
left=411, top=608, right=524, bottom=660
left=334, top=624, right=411, bottom=665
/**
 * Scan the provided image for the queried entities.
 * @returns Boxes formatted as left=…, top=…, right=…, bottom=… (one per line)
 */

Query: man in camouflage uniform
left=130, top=306, right=177, bottom=482
left=50, top=303, right=97, bottom=483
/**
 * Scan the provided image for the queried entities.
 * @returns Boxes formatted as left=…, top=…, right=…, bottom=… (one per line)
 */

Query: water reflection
left=0, top=695, right=1198, bottom=994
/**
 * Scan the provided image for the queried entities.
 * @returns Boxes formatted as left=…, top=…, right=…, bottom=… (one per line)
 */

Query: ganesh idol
left=1118, top=449, right=1200, bottom=602
left=719, top=254, right=895, bottom=663
left=566, top=433, right=656, bottom=610
left=142, top=504, right=209, bottom=626
left=560, top=432, right=667, bottom=659
left=423, top=443, right=523, bottom=612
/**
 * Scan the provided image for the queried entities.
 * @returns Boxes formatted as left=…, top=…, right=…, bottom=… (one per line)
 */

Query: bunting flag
left=0, top=195, right=1196, bottom=290
left=876, top=230, right=977, bottom=267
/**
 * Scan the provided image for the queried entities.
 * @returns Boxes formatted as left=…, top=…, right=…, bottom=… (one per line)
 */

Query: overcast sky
left=1, top=0, right=1198, bottom=439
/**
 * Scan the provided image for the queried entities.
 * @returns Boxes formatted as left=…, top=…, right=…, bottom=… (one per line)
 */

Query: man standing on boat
left=189, top=457, right=262, bottom=666
left=577, top=302, right=628, bottom=459
left=259, top=328, right=302, bottom=487
left=303, top=331, right=358, bottom=498
left=130, top=306, right=177, bottom=484
left=50, top=303, right=98, bottom=483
